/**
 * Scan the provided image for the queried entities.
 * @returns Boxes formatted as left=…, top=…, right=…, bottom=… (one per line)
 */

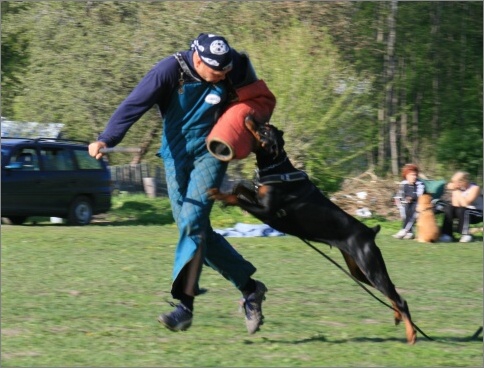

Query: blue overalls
left=159, top=57, right=256, bottom=299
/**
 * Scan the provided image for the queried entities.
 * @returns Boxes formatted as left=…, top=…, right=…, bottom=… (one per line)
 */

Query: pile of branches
left=329, top=172, right=402, bottom=221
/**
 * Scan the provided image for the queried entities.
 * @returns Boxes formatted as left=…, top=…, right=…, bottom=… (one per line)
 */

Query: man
left=89, top=33, right=268, bottom=334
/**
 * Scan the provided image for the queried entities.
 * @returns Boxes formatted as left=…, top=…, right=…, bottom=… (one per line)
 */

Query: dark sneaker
left=158, top=302, right=193, bottom=332
left=240, top=280, right=268, bottom=334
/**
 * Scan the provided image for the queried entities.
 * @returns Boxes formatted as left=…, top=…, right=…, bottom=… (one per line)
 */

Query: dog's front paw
left=207, top=188, right=218, bottom=196
left=207, top=188, right=222, bottom=201
left=207, top=188, right=238, bottom=206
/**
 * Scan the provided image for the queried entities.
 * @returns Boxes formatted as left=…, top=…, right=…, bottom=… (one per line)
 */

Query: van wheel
left=3, top=216, right=27, bottom=225
left=67, top=196, right=93, bottom=225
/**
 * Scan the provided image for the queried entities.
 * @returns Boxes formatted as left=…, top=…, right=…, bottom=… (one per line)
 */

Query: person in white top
left=440, top=171, right=483, bottom=243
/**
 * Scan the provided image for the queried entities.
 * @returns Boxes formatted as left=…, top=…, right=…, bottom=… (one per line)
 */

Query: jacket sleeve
left=98, top=57, right=178, bottom=147
left=416, top=180, right=426, bottom=197
left=397, top=181, right=405, bottom=198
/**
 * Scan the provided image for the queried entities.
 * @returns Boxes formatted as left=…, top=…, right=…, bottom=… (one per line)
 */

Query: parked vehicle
left=1, top=138, right=112, bottom=225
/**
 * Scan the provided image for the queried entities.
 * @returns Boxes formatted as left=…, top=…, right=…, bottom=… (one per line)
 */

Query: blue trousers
left=403, top=201, right=418, bottom=232
left=163, top=152, right=256, bottom=299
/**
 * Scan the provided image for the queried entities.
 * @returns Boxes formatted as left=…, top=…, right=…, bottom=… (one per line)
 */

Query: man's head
left=192, top=33, right=233, bottom=83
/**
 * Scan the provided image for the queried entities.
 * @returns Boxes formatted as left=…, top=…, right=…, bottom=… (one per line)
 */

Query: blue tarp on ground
left=214, top=222, right=285, bottom=237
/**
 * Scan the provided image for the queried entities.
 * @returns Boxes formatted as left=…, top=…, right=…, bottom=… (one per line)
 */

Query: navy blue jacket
left=98, top=49, right=255, bottom=147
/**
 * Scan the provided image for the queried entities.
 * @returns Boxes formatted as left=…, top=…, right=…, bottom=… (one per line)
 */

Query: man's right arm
left=97, top=57, right=179, bottom=148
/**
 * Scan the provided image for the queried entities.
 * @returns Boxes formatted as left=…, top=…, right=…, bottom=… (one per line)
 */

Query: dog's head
left=417, top=194, right=433, bottom=212
left=244, top=115, right=285, bottom=159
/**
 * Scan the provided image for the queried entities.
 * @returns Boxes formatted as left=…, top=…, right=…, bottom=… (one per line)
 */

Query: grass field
left=1, top=197, right=483, bottom=367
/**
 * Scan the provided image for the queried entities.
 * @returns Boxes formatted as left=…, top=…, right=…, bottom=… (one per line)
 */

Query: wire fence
left=109, top=163, right=242, bottom=197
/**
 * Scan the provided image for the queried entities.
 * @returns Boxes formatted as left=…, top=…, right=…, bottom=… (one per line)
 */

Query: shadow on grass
left=97, top=201, right=175, bottom=226
left=14, top=201, right=175, bottom=227
left=248, top=330, right=483, bottom=345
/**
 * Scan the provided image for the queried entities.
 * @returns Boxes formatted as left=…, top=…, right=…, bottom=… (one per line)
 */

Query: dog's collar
left=257, top=155, right=288, bottom=173
left=257, top=171, right=308, bottom=185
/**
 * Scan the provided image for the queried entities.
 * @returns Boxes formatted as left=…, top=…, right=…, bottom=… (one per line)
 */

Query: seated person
left=393, top=164, right=426, bottom=240
left=440, top=171, right=483, bottom=243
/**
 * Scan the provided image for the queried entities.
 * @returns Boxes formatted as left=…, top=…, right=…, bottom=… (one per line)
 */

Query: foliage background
left=2, top=1, right=482, bottom=192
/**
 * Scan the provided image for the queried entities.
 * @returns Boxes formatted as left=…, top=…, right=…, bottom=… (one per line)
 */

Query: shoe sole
left=246, top=314, right=265, bottom=333
left=157, top=315, right=192, bottom=332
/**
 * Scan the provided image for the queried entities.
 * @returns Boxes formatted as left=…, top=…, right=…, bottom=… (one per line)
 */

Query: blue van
left=1, top=138, right=112, bottom=225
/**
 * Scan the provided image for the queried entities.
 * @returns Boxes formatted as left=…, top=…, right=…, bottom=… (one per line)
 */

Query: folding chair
left=420, top=179, right=447, bottom=213
left=462, top=195, right=483, bottom=236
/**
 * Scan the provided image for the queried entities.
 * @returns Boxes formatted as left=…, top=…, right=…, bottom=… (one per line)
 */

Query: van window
left=12, top=148, right=40, bottom=171
left=40, top=148, right=75, bottom=171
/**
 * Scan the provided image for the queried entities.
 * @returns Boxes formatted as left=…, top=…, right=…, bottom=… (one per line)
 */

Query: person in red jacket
left=393, top=164, right=426, bottom=240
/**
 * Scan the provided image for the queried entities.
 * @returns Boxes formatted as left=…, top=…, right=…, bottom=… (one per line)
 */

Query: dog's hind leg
left=339, top=250, right=372, bottom=286
left=390, top=300, right=403, bottom=325
left=392, top=298, right=416, bottom=345
left=351, top=241, right=417, bottom=344
left=372, top=271, right=416, bottom=344
left=341, top=250, right=407, bottom=331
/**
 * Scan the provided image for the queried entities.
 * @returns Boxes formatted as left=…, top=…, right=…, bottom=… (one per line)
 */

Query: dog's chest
left=256, top=180, right=315, bottom=208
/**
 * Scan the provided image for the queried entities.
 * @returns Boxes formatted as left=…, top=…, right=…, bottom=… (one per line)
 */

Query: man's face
left=193, top=51, right=231, bottom=83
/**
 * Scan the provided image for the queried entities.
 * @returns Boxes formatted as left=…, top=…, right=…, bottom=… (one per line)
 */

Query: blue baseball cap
left=191, top=33, right=233, bottom=71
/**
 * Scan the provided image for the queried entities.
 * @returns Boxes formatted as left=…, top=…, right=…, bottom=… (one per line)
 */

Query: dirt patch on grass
left=1, top=328, right=27, bottom=337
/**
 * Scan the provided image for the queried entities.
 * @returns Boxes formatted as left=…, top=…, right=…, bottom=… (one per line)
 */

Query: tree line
left=2, top=1, right=482, bottom=191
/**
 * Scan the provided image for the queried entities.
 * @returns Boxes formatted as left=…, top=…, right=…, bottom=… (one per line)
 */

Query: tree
left=1, top=2, right=32, bottom=118
left=2, top=1, right=482, bottom=187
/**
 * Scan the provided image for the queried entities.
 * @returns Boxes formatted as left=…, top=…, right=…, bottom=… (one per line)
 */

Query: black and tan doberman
left=209, top=117, right=417, bottom=344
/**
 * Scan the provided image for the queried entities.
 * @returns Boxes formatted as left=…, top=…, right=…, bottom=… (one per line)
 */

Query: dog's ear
left=244, top=115, right=260, bottom=140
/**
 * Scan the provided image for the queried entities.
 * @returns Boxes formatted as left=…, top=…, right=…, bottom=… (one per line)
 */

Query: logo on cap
left=210, top=40, right=230, bottom=55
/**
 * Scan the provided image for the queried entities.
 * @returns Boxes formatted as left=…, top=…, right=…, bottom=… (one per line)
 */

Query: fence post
left=143, top=177, right=156, bottom=198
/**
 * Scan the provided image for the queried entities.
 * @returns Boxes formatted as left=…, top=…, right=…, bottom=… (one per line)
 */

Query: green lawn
left=1, top=210, right=482, bottom=366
